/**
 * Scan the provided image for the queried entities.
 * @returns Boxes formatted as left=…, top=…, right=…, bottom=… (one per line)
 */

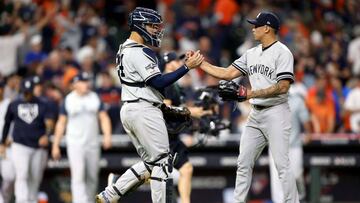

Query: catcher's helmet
left=128, top=7, right=164, bottom=47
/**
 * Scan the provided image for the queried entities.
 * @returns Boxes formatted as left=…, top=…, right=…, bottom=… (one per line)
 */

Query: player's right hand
left=185, top=50, right=204, bottom=69
left=52, top=145, right=61, bottom=160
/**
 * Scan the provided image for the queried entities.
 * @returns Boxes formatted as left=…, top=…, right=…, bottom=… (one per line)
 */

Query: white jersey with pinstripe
left=117, top=39, right=164, bottom=103
left=232, top=41, right=294, bottom=106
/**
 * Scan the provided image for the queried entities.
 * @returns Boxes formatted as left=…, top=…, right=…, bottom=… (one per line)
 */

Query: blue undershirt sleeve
left=146, top=65, right=189, bottom=90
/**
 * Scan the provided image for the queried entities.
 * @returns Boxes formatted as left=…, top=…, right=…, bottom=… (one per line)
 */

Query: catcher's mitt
left=218, top=80, right=247, bottom=102
left=160, top=104, right=192, bottom=134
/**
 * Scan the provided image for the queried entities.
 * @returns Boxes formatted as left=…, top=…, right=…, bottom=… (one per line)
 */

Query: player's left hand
left=38, top=135, right=49, bottom=147
left=218, top=80, right=247, bottom=102
left=102, top=136, right=112, bottom=150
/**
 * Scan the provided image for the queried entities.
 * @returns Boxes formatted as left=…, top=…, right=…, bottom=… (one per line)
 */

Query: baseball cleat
left=96, top=191, right=115, bottom=203
left=96, top=190, right=120, bottom=203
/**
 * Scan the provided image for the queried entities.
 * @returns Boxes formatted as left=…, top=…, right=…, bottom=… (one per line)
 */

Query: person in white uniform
left=52, top=72, right=112, bottom=203
left=199, top=11, right=299, bottom=203
left=96, top=7, right=203, bottom=203
left=269, top=86, right=311, bottom=202
left=0, top=80, right=15, bottom=203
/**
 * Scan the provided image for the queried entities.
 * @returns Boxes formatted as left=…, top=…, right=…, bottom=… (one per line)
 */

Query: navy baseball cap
left=72, top=72, right=90, bottom=83
left=163, top=52, right=178, bottom=64
left=247, top=12, right=280, bottom=30
left=162, top=51, right=186, bottom=64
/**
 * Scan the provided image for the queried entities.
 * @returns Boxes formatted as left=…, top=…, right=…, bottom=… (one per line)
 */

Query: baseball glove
left=218, top=80, right=247, bottom=102
left=160, top=104, right=192, bottom=134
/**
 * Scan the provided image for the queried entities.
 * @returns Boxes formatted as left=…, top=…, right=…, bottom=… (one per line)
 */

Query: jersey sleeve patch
left=276, top=72, right=294, bottom=83
left=232, top=62, right=248, bottom=75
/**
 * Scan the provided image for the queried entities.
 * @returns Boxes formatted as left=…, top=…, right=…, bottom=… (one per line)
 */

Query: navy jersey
left=39, top=96, right=59, bottom=120
left=3, top=96, right=52, bottom=148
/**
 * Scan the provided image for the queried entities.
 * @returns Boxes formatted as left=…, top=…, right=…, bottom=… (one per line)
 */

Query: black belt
left=252, top=104, right=272, bottom=111
left=124, top=99, right=163, bottom=108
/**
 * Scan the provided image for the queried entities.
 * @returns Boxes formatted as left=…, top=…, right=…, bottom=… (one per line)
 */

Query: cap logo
left=25, top=81, right=31, bottom=88
left=267, top=21, right=270, bottom=24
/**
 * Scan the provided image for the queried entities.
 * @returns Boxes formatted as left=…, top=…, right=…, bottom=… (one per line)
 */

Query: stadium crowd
left=1, top=0, right=360, bottom=137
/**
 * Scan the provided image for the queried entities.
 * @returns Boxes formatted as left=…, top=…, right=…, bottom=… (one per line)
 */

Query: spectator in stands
left=77, top=46, right=99, bottom=81
left=0, top=1, right=54, bottom=77
left=330, top=76, right=351, bottom=131
left=55, top=13, right=82, bottom=53
left=96, top=71, right=123, bottom=134
left=24, top=35, right=47, bottom=71
left=0, top=21, right=26, bottom=77
left=344, top=76, right=360, bottom=133
left=306, top=73, right=336, bottom=133
left=3, top=74, right=21, bottom=100
left=347, top=26, right=360, bottom=75
left=61, top=46, right=80, bottom=69
left=42, top=50, right=64, bottom=87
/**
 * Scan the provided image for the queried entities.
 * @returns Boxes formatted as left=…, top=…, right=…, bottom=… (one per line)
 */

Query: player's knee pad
left=111, top=162, right=151, bottom=197
left=146, top=154, right=174, bottom=203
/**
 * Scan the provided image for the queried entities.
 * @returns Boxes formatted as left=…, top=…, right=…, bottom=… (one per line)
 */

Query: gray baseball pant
left=108, top=101, right=172, bottom=203
left=234, top=102, right=299, bottom=203
left=270, top=147, right=305, bottom=202
left=11, top=143, right=47, bottom=203
left=67, top=144, right=100, bottom=203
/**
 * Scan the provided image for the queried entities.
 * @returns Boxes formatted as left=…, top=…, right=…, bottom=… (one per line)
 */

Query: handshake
left=183, top=50, right=204, bottom=69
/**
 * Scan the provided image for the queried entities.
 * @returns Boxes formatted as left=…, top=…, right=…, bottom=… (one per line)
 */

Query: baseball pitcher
left=200, top=11, right=300, bottom=203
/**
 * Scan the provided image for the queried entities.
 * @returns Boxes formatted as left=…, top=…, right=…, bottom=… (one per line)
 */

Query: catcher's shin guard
left=104, top=161, right=151, bottom=201
left=147, top=154, right=174, bottom=203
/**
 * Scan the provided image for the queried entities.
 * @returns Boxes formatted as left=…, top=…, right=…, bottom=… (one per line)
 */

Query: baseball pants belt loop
left=252, top=104, right=272, bottom=111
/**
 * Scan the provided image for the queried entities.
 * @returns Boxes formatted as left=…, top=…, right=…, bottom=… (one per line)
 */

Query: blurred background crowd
left=1, top=0, right=360, bottom=136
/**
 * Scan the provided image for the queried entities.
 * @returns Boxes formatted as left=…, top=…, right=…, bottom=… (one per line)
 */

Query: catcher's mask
left=128, top=7, right=164, bottom=47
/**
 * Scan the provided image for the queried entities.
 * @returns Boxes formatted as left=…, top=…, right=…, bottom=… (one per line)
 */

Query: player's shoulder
left=275, top=41, right=293, bottom=56
left=246, top=44, right=261, bottom=54
left=64, top=91, right=78, bottom=103
left=122, top=39, right=157, bottom=63
left=142, top=47, right=158, bottom=63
